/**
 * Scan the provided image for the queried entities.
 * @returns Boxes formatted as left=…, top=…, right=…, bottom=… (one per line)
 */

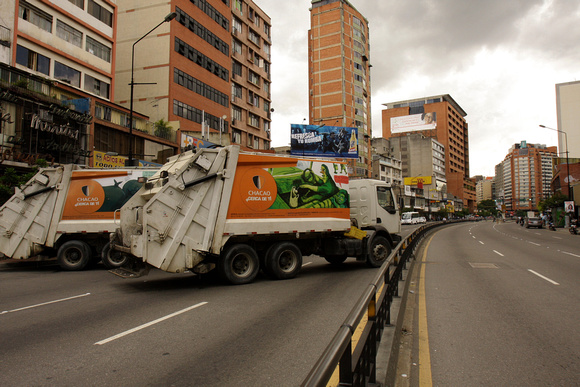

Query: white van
left=401, top=211, right=426, bottom=225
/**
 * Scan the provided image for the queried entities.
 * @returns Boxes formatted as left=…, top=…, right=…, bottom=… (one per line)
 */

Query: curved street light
left=128, top=11, right=177, bottom=166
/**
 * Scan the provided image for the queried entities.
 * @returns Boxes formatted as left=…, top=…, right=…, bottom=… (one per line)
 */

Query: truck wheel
left=218, top=244, right=259, bottom=285
left=57, top=241, right=92, bottom=271
left=101, top=242, right=129, bottom=269
left=264, top=242, right=302, bottom=280
left=367, top=236, right=391, bottom=268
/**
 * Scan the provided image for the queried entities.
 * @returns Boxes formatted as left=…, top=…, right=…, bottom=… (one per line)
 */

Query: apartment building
left=389, top=133, right=447, bottom=211
left=115, top=0, right=272, bottom=152
left=308, top=0, right=372, bottom=178
left=0, top=0, right=176, bottom=168
left=370, top=137, right=402, bottom=186
left=500, top=141, right=556, bottom=212
left=555, top=80, right=580, bottom=159
left=381, top=94, right=475, bottom=210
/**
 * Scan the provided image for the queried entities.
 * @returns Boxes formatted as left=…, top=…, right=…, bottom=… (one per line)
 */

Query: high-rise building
left=381, top=94, right=475, bottom=210
left=308, top=0, right=372, bottom=178
left=115, top=0, right=273, bottom=154
left=555, top=80, right=580, bottom=159
left=500, top=141, right=556, bottom=212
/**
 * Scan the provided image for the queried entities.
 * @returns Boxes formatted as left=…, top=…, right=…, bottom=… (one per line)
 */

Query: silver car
left=525, top=217, right=543, bottom=228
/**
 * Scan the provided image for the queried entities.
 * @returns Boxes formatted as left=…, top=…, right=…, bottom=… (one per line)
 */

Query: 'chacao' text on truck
left=0, top=165, right=156, bottom=270
left=109, top=146, right=402, bottom=284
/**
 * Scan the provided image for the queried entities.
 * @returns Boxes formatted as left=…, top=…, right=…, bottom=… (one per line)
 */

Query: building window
left=68, top=0, right=84, bottom=9
left=175, top=37, right=229, bottom=81
left=232, top=83, right=242, bottom=99
left=248, top=90, right=259, bottom=107
left=174, top=68, right=228, bottom=107
left=233, top=39, right=242, bottom=55
left=249, top=112, right=259, bottom=128
left=54, top=61, right=81, bottom=87
left=248, top=70, right=260, bottom=86
left=87, top=0, right=112, bottom=27
left=232, top=61, right=242, bottom=77
left=233, top=17, right=242, bottom=34
left=84, top=74, right=110, bottom=98
left=232, top=129, right=241, bottom=144
left=16, top=45, right=50, bottom=75
left=19, top=0, right=53, bottom=32
left=56, top=20, right=82, bottom=47
left=248, top=28, right=260, bottom=47
left=176, top=7, right=229, bottom=56
left=232, top=105, right=242, bottom=121
left=86, top=36, right=111, bottom=62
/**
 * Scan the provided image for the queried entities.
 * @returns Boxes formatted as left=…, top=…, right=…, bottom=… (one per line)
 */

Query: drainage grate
left=468, top=263, right=499, bottom=269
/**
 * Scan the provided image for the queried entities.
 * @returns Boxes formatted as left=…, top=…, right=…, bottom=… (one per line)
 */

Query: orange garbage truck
left=108, top=145, right=402, bottom=284
left=0, top=165, right=156, bottom=270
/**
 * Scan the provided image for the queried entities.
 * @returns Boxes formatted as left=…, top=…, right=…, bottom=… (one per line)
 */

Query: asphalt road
left=400, top=220, right=580, bottom=386
left=0, top=253, right=388, bottom=386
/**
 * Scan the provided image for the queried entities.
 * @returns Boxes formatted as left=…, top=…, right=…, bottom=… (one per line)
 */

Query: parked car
left=525, top=217, right=543, bottom=228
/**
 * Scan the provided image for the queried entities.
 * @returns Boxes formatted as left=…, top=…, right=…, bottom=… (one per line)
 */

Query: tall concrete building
left=381, top=94, right=475, bottom=210
left=555, top=80, right=580, bottom=159
left=500, top=141, right=556, bottom=212
left=389, top=133, right=447, bottom=211
left=115, top=0, right=272, bottom=154
left=308, top=0, right=372, bottom=178
left=370, top=137, right=402, bottom=186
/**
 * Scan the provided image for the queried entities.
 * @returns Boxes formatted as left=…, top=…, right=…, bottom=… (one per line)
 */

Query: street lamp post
left=128, top=11, right=177, bottom=166
left=540, top=125, right=570, bottom=200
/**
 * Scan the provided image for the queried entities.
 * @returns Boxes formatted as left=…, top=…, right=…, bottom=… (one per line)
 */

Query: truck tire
left=57, top=240, right=92, bottom=271
left=101, top=242, right=129, bottom=269
left=264, top=242, right=302, bottom=280
left=367, top=236, right=391, bottom=268
left=218, top=244, right=259, bottom=285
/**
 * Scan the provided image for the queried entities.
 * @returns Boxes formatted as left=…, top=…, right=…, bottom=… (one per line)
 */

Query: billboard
left=290, top=124, right=358, bottom=158
left=227, top=153, right=350, bottom=220
left=391, top=112, right=437, bottom=134
left=403, top=176, right=433, bottom=186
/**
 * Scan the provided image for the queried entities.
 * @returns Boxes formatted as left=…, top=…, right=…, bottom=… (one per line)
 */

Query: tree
left=477, top=199, right=499, bottom=217
left=538, top=192, right=567, bottom=213
left=0, top=159, right=48, bottom=206
left=154, top=119, right=172, bottom=140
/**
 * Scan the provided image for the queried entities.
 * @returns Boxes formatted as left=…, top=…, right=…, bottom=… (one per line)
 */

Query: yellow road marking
left=419, top=237, right=433, bottom=386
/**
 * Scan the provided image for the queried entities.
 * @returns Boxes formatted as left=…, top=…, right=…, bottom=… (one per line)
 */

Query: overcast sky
left=257, top=0, right=580, bottom=177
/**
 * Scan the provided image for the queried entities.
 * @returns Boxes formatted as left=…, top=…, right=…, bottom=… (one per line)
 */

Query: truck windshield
left=376, top=186, right=395, bottom=212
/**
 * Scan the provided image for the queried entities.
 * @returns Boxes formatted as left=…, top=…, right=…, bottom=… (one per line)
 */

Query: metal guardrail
left=303, top=221, right=456, bottom=386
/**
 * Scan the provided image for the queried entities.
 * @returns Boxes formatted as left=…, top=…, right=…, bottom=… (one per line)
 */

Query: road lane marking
left=1, top=293, right=91, bottom=315
left=419, top=236, right=433, bottom=386
left=528, top=270, right=559, bottom=285
left=479, top=241, right=484, bottom=245
left=94, top=302, right=208, bottom=345
left=528, top=242, right=541, bottom=246
left=493, top=250, right=504, bottom=257
left=302, top=262, right=312, bottom=267
left=561, top=251, right=580, bottom=258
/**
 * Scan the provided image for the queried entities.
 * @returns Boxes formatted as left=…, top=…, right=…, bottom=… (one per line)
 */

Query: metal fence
left=302, top=221, right=453, bottom=386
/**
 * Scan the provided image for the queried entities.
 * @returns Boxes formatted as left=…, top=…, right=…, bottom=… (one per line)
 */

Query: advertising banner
left=93, top=151, right=162, bottom=168
left=290, top=124, right=358, bottom=158
left=181, top=132, right=216, bottom=150
left=62, top=169, right=156, bottom=220
left=391, top=113, right=437, bottom=134
left=404, top=176, right=433, bottom=186
left=227, top=154, right=350, bottom=219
